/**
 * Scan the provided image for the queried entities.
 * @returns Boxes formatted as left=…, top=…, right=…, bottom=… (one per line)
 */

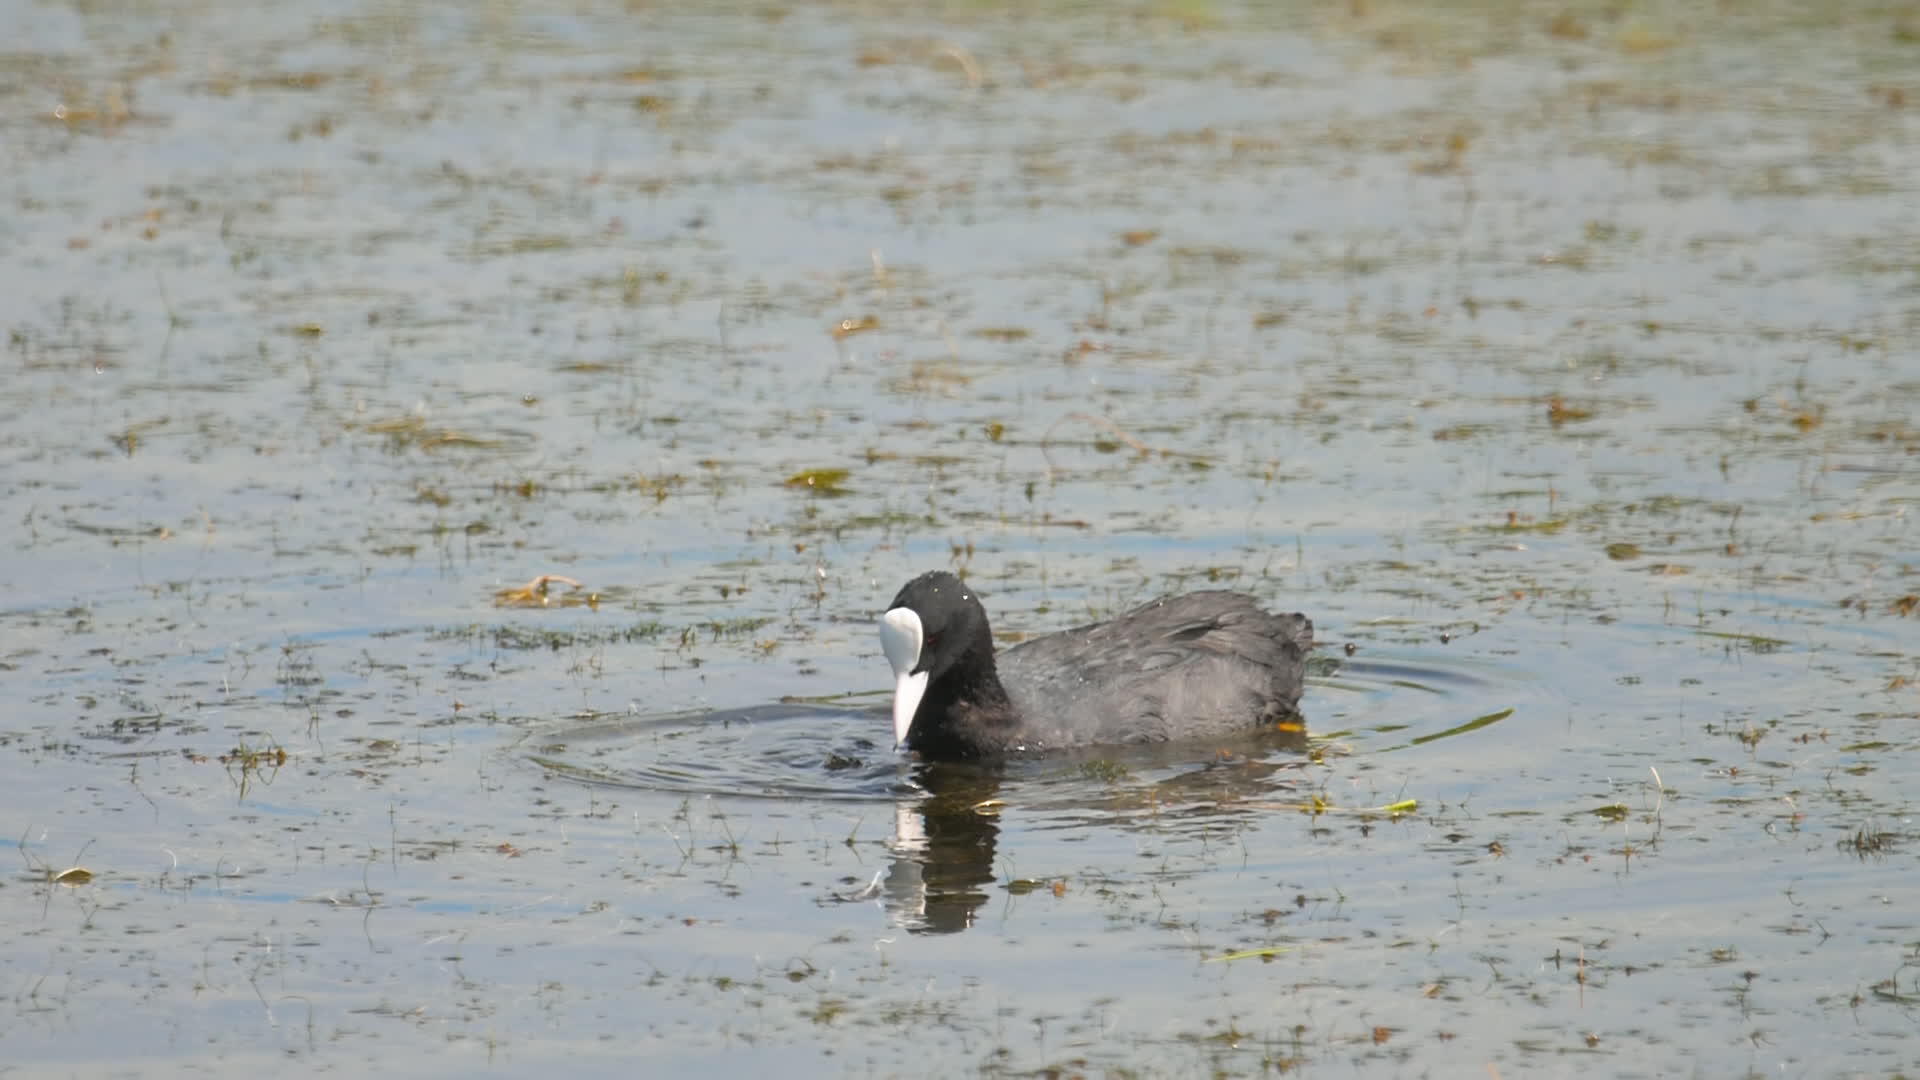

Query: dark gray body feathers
left=993, top=591, right=1312, bottom=751
left=884, top=570, right=1313, bottom=760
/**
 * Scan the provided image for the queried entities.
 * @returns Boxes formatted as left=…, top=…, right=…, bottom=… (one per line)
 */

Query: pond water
left=4, top=1, right=1918, bottom=1076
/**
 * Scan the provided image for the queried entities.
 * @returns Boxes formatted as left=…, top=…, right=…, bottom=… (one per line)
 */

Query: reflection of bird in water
left=878, top=743, right=1314, bottom=935
left=881, top=763, right=1004, bottom=934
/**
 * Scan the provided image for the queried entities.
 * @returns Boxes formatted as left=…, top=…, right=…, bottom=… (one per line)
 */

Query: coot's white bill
left=879, top=606, right=928, bottom=748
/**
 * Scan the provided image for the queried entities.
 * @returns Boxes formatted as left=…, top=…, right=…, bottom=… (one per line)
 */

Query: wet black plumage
left=882, top=571, right=1313, bottom=760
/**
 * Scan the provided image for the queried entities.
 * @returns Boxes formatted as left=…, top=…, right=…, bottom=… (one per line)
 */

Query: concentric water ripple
left=526, top=648, right=1525, bottom=804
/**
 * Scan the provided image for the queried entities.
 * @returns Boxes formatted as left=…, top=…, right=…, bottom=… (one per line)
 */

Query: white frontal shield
left=878, top=607, right=928, bottom=748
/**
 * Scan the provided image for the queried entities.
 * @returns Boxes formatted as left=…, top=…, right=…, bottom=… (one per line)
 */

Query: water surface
left=4, top=1, right=1919, bottom=1077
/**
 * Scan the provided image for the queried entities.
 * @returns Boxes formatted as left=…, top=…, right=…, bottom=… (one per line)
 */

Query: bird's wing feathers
left=996, top=592, right=1310, bottom=745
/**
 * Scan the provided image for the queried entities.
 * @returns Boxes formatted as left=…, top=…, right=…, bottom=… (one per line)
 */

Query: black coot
left=879, top=571, right=1313, bottom=760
